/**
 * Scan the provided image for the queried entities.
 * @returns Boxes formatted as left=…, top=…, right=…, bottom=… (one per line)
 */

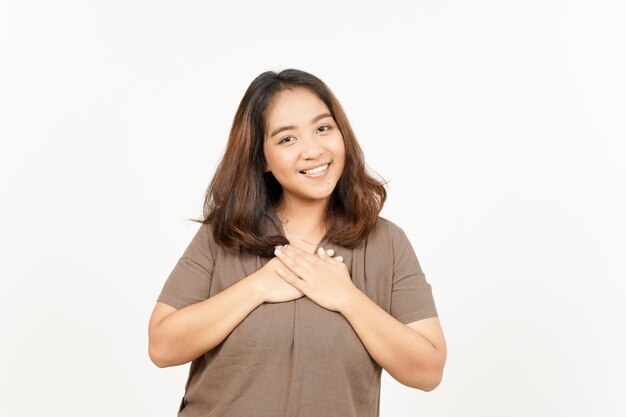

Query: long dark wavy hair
left=190, top=68, right=388, bottom=257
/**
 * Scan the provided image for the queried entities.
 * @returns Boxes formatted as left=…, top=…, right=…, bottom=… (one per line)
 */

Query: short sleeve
left=388, top=222, right=438, bottom=324
left=156, top=223, right=216, bottom=310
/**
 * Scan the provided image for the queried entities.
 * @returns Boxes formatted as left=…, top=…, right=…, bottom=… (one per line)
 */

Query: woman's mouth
left=299, top=162, right=331, bottom=178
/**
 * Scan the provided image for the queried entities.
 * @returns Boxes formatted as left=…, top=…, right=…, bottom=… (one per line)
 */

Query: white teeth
left=302, top=163, right=329, bottom=175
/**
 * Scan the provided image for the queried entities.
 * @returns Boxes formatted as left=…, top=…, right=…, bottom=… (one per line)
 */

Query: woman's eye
left=279, top=126, right=331, bottom=144
left=278, top=136, right=295, bottom=144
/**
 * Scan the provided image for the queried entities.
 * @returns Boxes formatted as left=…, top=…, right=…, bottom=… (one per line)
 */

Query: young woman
left=148, top=69, right=446, bottom=417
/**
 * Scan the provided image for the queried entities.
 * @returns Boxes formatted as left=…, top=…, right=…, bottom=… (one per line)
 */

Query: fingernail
left=318, top=247, right=325, bottom=255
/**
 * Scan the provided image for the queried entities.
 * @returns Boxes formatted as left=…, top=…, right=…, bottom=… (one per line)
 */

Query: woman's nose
left=301, top=135, right=324, bottom=159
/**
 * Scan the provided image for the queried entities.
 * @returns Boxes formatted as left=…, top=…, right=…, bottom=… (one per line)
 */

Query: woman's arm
left=148, top=273, right=263, bottom=368
left=271, top=243, right=446, bottom=390
left=340, top=291, right=447, bottom=391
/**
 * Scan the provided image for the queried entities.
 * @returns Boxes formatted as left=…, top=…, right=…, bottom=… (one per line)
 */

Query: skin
left=263, top=86, right=346, bottom=242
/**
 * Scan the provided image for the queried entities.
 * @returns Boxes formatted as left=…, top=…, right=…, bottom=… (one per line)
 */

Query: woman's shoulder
left=194, top=220, right=215, bottom=239
left=374, top=215, right=405, bottom=236
left=188, top=221, right=219, bottom=255
left=355, top=216, right=413, bottom=264
left=372, top=215, right=411, bottom=248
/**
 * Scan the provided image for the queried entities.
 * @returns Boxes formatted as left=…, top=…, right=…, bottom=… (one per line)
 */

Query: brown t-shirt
left=157, top=209, right=438, bottom=417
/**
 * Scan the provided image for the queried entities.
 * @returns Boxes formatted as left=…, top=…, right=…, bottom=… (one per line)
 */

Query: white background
left=1, top=1, right=625, bottom=416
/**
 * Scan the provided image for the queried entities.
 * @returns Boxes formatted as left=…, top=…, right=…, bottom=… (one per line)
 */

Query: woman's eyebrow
left=270, top=112, right=332, bottom=138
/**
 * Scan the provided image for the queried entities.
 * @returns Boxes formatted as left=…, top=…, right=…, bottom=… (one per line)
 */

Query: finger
left=274, top=246, right=310, bottom=276
left=281, top=244, right=315, bottom=267
left=276, top=267, right=306, bottom=291
left=316, top=247, right=341, bottom=263
left=317, top=247, right=331, bottom=259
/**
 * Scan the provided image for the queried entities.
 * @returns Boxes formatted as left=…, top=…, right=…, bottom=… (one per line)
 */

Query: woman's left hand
left=273, top=244, right=357, bottom=313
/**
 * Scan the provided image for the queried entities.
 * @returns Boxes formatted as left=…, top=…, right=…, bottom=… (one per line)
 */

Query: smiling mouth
left=299, top=162, right=331, bottom=175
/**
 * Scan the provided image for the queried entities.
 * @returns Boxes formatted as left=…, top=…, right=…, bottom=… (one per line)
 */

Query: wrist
left=245, top=272, right=267, bottom=305
left=339, top=285, right=362, bottom=316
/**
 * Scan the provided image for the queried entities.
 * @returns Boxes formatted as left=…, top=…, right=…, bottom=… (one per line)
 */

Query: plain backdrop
left=1, top=1, right=625, bottom=416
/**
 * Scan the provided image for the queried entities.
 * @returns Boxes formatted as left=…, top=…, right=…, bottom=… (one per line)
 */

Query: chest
left=204, top=237, right=394, bottom=364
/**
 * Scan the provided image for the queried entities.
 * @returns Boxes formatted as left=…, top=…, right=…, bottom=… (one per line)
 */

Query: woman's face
left=263, top=87, right=346, bottom=206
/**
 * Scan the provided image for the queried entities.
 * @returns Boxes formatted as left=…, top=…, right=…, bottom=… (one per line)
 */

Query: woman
left=148, top=69, right=446, bottom=417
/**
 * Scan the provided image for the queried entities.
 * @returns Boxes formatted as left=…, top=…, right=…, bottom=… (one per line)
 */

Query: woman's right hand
left=254, top=248, right=343, bottom=304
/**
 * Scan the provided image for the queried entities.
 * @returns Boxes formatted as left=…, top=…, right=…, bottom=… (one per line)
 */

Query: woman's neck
left=275, top=200, right=327, bottom=237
